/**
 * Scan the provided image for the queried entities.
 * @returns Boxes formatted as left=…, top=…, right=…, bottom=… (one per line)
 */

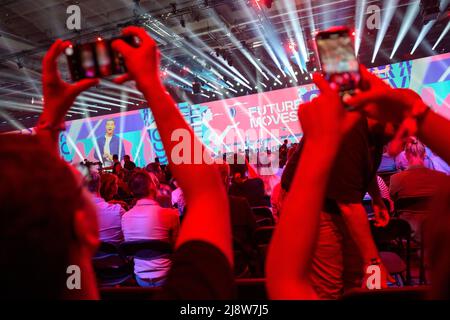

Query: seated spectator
left=171, top=179, right=186, bottom=217
left=256, top=150, right=280, bottom=196
left=390, top=137, right=447, bottom=242
left=229, top=159, right=268, bottom=207
left=146, top=161, right=172, bottom=208
left=123, top=154, right=136, bottom=171
left=217, top=162, right=257, bottom=266
left=376, top=175, right=394, bottom=212
left=112, top=161, right=122, bottom=175
left=87, top=172, right=124, bottom=245
left=428, top=150, right=450, bottom=175
left=100, top=173, right=128, bottom=210
left=395, top=144, right=433, bottom=171
left=100, top=173, right=119, bottom=202
left=270, top=182, right=286, bottom=223
left=122, top=170, right=180, bottom=287
left=116, top=169, right=132, bottom=203
left=377, top=144, right=397, bottom=172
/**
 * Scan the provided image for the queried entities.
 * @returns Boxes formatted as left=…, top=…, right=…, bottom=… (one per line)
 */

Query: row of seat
left=100, top=278, right=430, bottom=300
left=93, top=240, right=173, bottom=287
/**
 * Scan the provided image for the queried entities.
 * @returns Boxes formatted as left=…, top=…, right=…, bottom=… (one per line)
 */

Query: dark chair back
left=394, top=196, right=433, bottom=215
left=253, top=227, right=275, bottom=276
left=233, top=240, right=252, bottom=278
left=371, top=218, right=412, bottom=284
left=120, top=240, right=173, bottom=260
left=254, top=226, right=274, bottom=245
left=252, top=207, right=274, bottom=226
left=92, top=242, right=133, bottom=287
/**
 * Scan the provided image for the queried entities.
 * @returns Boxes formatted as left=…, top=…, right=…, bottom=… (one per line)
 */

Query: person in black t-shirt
left=281, top=116, right=391, bottom=299
left=229, top=158, right=269, bottom=207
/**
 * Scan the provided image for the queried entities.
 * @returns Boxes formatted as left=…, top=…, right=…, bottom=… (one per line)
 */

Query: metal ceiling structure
left=0, top=0, right=449, bottom=132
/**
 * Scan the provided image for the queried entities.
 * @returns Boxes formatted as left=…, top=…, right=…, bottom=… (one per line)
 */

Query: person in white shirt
left=171, top=179, right=185, bottom=216
left=122, top=170, right=180, bottom=287
left=87, top=172, right=125, bottom=246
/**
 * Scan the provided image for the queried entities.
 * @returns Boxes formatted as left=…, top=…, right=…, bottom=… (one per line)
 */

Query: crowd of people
left=1, top=26, right=449, bottom=300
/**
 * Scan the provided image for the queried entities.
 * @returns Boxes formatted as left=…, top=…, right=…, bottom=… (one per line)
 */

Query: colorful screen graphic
left=49, top=52, right=450, bottom=165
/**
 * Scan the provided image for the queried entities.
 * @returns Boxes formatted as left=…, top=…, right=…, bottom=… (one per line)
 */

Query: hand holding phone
left=40, top=39, right=99, bottom=130
left=65, top=35, right=139, bottom=82
left=315, top=27, right=361, bottom=101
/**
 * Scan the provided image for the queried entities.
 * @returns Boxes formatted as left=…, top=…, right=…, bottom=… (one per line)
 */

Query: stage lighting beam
left=390, top=0, right=420, bottom=59
left=411, top=19, right=436, bottom=54
left=432, top=20, right=450, bottom=50
left=372, top=0, right=399, bottom=63
left=355, top=0, right=367, bottom=56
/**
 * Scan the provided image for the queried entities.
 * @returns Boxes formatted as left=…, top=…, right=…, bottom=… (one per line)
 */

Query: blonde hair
left=405, top=137, right=426, bottom=160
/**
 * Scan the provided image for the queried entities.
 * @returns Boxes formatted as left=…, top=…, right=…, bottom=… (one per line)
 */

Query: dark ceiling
left=0, top=0, right=449, bottom=132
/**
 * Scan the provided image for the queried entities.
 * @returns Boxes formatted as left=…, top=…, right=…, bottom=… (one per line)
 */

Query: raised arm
left=112, top=27, right=232, bottom=265
left=345, top=66, right=450, bottom=164
left=266, top=74, right=360, bottom=299
left=37, top=40, right=98, bottom=153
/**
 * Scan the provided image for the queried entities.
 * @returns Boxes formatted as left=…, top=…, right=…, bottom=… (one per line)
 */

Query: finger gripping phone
left=65, top=35, right=139, bottom=82
left=315, top=27, right=361, bottom=97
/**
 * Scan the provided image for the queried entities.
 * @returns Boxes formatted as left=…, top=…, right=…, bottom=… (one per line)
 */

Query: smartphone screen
left=65, top=36, right=138, bottom=82
left=316, top=27, right=360, bottom=96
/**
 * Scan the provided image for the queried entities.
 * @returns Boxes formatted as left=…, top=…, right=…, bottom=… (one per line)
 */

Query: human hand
left=40, top=39, right=98, bottom=127
left=111, top=26, right=162, bottom=92
left=372, top=198, right=390, bottom=227
left=298, top=73, right=361, bottom=144
left=343, top=66, right=427, bottom=125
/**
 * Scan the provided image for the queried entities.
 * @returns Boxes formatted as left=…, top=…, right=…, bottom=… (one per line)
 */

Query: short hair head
left=100, top=173, right=118, bottom=201
left=128, top=169, right=158, bottom=200
left=87, top=172, right=101, bottom=193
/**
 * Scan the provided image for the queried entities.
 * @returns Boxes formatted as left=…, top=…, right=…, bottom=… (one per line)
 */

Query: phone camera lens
left=65, top=47, right=74, bottom=56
